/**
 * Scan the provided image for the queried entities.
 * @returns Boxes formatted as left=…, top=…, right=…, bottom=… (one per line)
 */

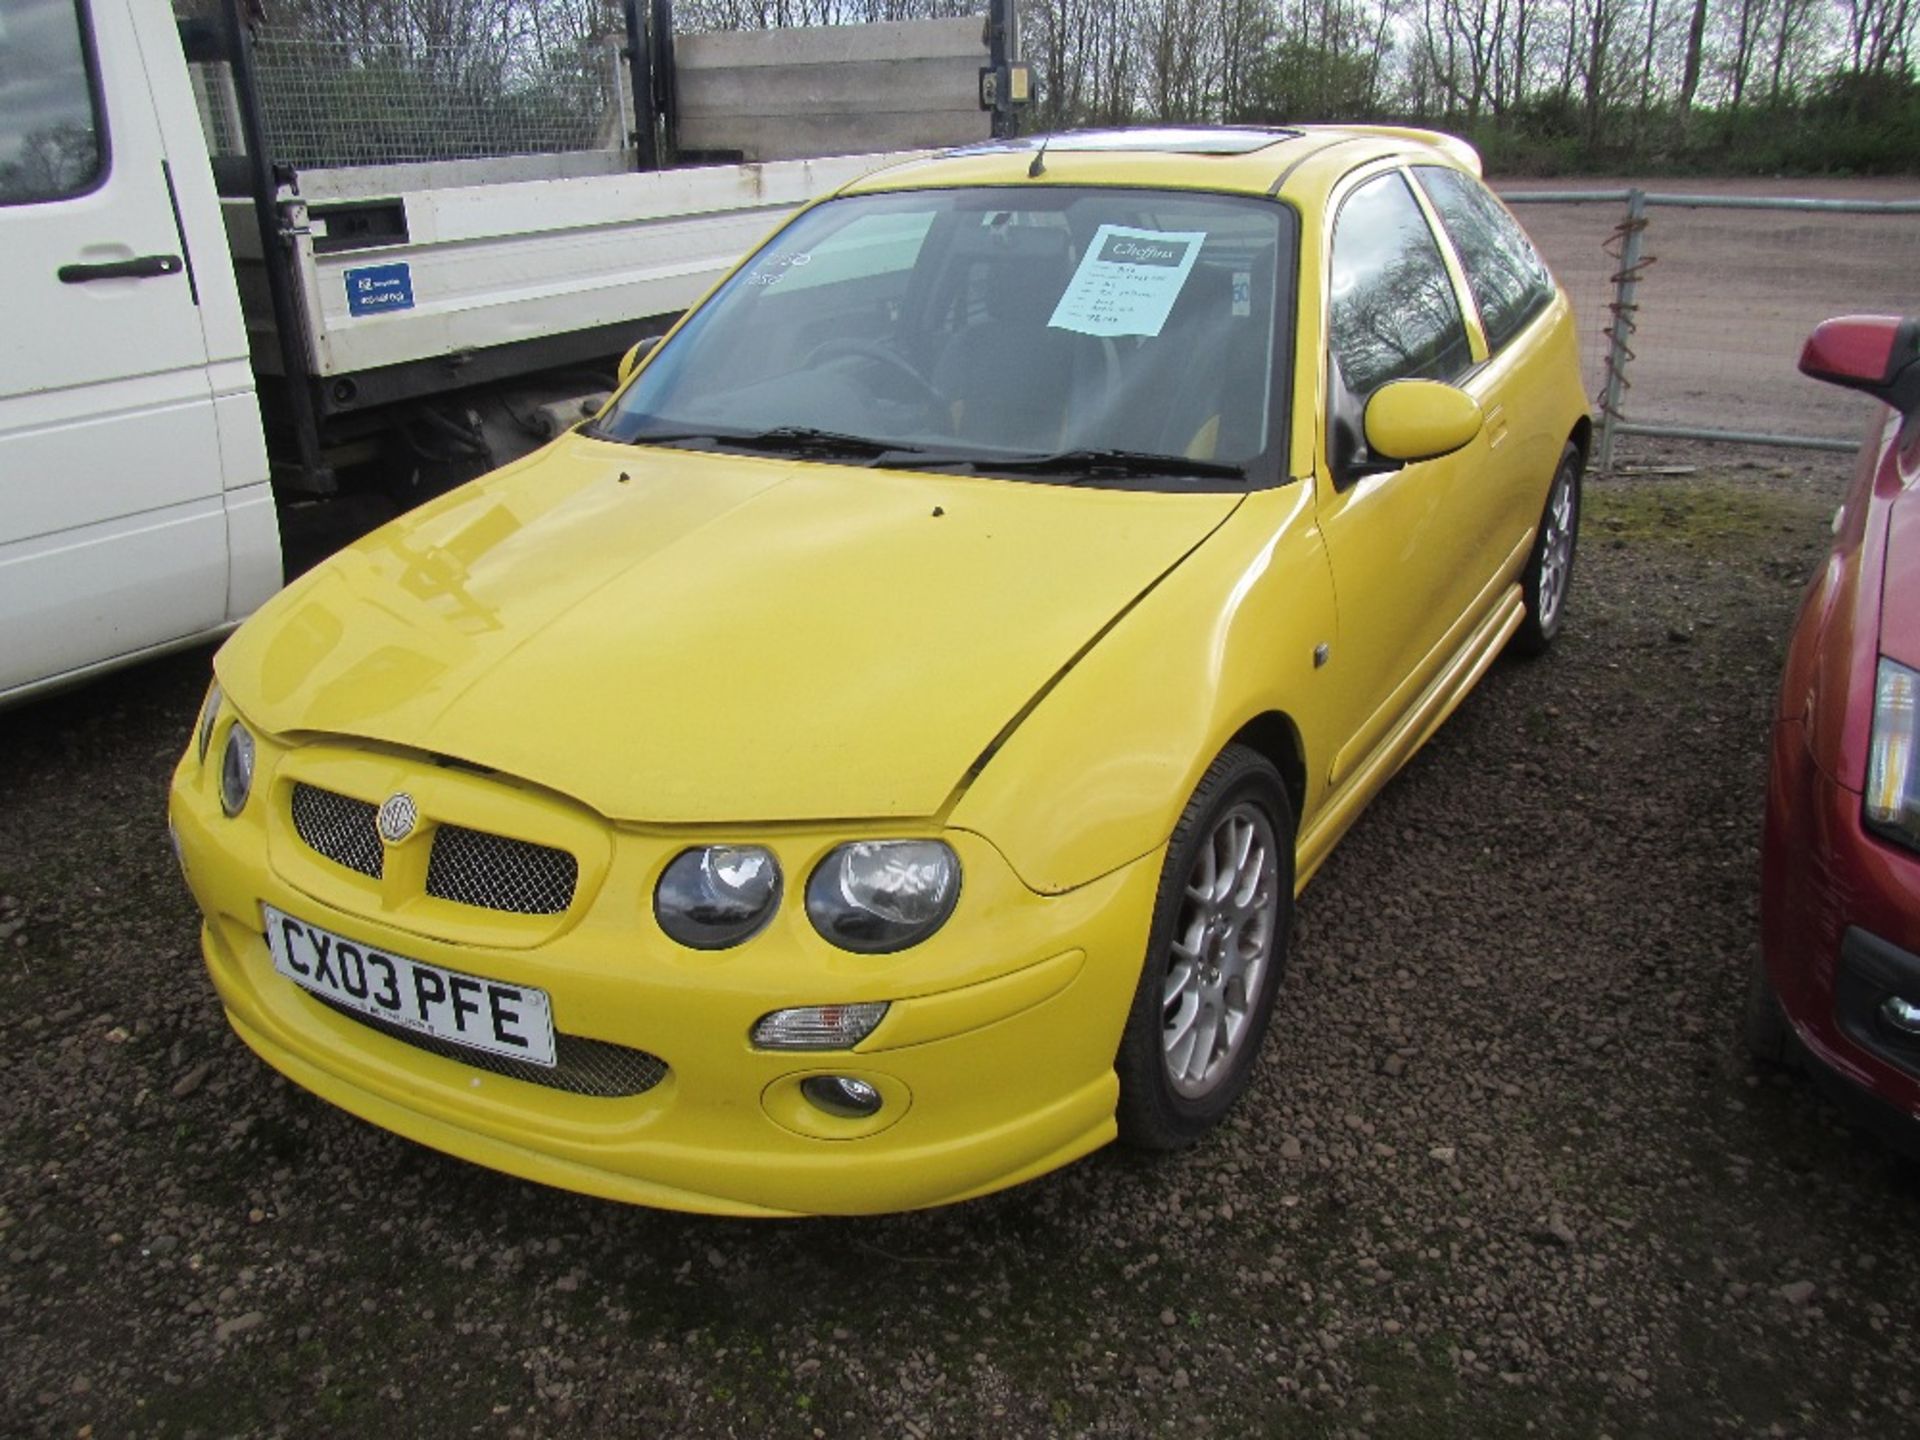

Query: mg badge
left=377, top=792, right=419, bottom=844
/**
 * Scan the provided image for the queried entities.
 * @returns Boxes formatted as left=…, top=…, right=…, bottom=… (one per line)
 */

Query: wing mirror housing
left=1363, top=380, right=1485, bottom=464
left=1799, top=315, right=1920, bottom=415
left=617, top=335, right=664, bottom=386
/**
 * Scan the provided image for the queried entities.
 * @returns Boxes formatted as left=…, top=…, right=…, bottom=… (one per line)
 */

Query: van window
left=0, top=0, right=104, bottom=205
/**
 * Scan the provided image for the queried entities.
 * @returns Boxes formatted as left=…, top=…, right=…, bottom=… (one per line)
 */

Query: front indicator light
left=220, top=724, right=255, bottom=817
left=655, top=845, right=781, bottom=949
left=801, top=1075, right=883, bottom=1118
left=1866, top=658, right=1920, bottom=852
left=751, top=1002, right=889, bottom=1050
left=805, top=840, right=960, bottom=953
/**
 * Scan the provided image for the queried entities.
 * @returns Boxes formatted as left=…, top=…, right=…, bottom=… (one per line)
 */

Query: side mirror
left=1364, top=380, right=1484, bottom=464
left=617, top=336, right=663, bottom=386
left=1800, top=315, right=1920, bottom=414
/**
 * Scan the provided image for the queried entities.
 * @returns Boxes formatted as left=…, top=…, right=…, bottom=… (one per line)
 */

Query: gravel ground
left=4, top=445, right=1918, bottom=1440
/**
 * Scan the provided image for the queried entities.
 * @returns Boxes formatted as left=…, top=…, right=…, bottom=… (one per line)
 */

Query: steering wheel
left=803, top=338, right=945, bottom=411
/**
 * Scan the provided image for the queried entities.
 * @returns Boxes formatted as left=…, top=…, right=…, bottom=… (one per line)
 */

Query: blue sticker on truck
left=344, top=263, right=414, bottom=316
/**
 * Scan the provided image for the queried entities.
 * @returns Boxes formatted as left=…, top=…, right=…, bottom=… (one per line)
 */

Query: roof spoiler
left=1312, top=126, right=1483, bottom=176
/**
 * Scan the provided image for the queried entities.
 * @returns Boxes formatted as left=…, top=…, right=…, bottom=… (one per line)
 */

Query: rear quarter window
left=1414, top=166, right=1555, bottom=355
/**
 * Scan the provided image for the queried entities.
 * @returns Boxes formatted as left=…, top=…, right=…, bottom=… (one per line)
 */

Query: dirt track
left=1496, top=175, right=1920, bottom=443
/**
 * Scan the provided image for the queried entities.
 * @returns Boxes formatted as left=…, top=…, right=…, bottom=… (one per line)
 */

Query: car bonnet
left=217, top=435, right=1243, bottom=825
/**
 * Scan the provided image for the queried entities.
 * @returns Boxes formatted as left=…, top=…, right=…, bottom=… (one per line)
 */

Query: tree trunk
left=1677, top=0, right=1708, bottom=131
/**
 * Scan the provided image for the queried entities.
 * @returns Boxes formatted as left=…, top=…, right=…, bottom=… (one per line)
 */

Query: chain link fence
left=1501, top=184, right=1920, bottom=466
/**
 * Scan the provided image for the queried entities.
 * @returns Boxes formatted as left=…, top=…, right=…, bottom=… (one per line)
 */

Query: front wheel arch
left=1115, top=742, right=1296, bottom=1151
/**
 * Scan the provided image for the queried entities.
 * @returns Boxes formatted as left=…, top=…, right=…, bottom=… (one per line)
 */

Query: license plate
left=263, top=905, right=557, bottom=1068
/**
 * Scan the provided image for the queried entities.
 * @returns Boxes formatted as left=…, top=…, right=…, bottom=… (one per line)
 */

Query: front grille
left=427, top=825, right=578, bottom=916
left=291, top=783, right=383, bottom=879
left=312, top=994, right=668, bottom=1098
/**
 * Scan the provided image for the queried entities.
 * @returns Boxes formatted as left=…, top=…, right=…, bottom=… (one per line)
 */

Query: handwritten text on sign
left=1048, top=226, right=1206, bottom=339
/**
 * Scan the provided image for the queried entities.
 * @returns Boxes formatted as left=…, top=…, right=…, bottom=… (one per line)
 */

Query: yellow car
left=169, top=126, right=1589, bottom=1216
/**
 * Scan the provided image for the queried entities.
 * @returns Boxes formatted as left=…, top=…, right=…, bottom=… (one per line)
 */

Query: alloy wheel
left=1161, top=801, right=1281, bottom=1099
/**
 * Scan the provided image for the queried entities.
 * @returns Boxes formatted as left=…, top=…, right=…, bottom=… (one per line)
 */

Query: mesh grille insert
left=290, top=783, right=383, bottom=879
left=311, top=993, right=668, bottom=1098
left=427, top=825, right=578, bottom=916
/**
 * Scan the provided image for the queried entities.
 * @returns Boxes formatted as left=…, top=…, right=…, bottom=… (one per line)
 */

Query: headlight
left=805, top=840, right=960, bottom=953
left=1866, top=657, right=1919, bottom=851
left=654, top=845, right=781, bottom=949
left=220, top=723, right=255, bottom=817
left=195, top=681, right=223, bottom=764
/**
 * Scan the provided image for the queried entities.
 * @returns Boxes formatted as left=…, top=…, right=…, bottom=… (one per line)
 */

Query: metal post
left=622, top=0, right=657, bottom=170
left=985, top=0, right=1020, bottom=139
left=652, top=0, right=678, bottom=161
left=1597, top=187, right=1648, bottom=474
left=220, top=0, right=329, bottom=494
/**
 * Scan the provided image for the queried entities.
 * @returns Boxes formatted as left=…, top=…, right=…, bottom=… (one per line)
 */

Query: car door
left=0, top=0, right=232, bottom=696
left=1412, top=163, right=1567, bottom=547
left=1312, top=165, right=1506, bottom=793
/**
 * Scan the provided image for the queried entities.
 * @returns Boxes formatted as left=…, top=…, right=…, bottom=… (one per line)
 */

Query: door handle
left=58, top=254, right=184, bottom=284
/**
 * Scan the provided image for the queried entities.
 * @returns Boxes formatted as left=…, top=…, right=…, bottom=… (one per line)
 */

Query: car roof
left=845, top=125, right=1482, bottom=204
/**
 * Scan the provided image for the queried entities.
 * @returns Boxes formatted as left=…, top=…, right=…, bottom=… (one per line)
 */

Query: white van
left=0, top=0, right=280, bottom=705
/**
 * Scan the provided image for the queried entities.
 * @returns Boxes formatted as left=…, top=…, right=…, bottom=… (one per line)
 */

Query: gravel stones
left=169, top=1062, right=210, bottom=1099
left=213, top=1311, right=265, bottom=1344
left=2, top=456, right=1918, bottom=1437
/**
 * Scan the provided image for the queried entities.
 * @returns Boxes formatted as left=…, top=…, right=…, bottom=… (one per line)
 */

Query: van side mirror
left=1800, top=315, right=1920, bottom=415
left=617, top=336, right=663, bottom=386
left=1363, top=380, right=1484, bottom=464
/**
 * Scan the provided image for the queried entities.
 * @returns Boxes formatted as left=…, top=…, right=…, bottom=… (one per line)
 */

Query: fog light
left=1880, top=995, right=1920, bottom=1036
left=801, top=1075, right=883, bottom=1119
left=750, top=1002, right=888, bottom=1050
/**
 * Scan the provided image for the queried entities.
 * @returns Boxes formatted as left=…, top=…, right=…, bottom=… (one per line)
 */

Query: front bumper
left=1760, top=717, right=1920, bottom=1133
left=170, top=723, right=1162, bottom=1217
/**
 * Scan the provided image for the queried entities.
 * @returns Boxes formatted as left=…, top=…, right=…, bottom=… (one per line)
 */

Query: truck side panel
left=247, top=152, right=922, bottom=380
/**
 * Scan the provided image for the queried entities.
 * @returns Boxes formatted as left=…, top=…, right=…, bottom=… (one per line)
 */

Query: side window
left=0, top=0, right=104, bottom=205
left=1328, top=171, right=1474, bottom=397
left=1415, top=166, right=1555, bottom=355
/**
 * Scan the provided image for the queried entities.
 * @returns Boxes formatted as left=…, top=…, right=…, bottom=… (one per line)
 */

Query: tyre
left=1742, top=950, right=1795, bottom=1068
left=1116, top=744, right=1294, bottom=1150
left=1510, top=441, right=1583, bottom=657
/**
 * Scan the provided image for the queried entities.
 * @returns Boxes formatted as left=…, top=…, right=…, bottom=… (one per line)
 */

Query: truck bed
left=225, top=150, right=923, bottom=382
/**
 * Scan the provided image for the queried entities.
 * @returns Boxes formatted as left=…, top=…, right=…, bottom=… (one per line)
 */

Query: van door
left=0, top=0, right=234, bottom=698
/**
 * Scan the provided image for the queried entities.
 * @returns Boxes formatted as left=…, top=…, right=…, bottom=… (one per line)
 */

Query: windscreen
left=595, top=186, right=1293, bottom=484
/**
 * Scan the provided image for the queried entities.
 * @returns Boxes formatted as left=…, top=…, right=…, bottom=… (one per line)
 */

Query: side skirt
left=1294, top=583, right=1525, bottom=892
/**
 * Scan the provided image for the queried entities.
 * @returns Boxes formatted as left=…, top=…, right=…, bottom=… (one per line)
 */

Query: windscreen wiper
left=901, top=447, right=1246, bottom=482
left=619, top=426, right=923, bottom=460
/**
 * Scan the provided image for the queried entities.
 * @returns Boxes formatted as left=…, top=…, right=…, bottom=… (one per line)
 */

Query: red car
left=1752, top=315, right=1920, bottom=1144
